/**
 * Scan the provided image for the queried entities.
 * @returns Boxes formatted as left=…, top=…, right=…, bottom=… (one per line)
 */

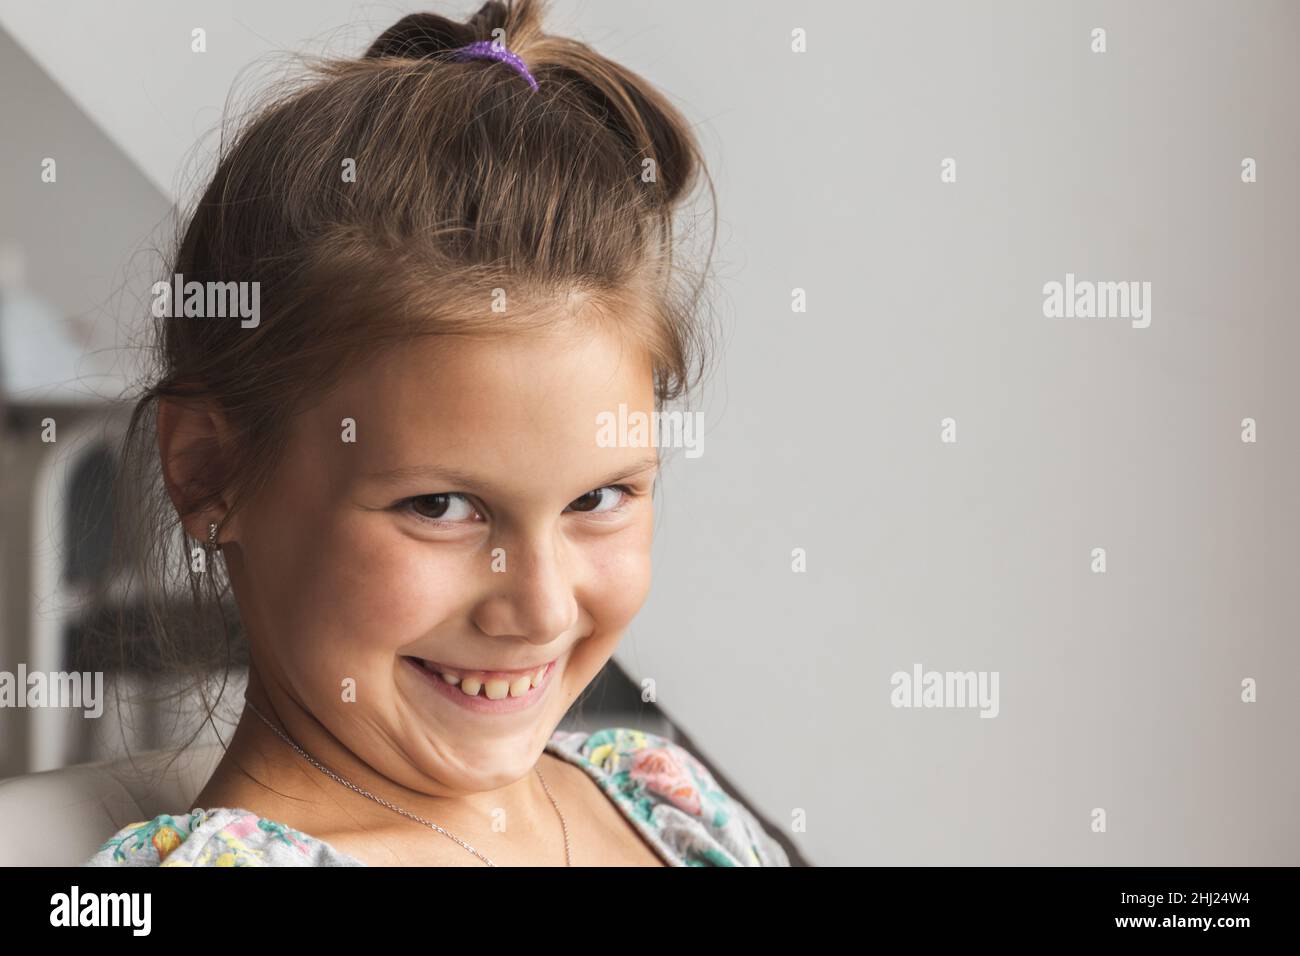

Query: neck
left=206, top=668, right=556, bottom=843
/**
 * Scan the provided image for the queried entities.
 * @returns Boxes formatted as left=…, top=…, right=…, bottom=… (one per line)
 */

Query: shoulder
left=547, top=726, right=790, bottom=867
left=81, top=807, right=364, bottom=867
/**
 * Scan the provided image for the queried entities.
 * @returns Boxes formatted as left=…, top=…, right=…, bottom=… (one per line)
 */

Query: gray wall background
left=1, top=0, right=1296, bottom=865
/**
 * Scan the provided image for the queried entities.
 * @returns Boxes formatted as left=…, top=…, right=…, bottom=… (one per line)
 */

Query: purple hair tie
left=448, top=40, right=539, bottom=92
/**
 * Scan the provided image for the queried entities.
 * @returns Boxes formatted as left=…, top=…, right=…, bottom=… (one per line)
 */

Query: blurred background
left=1, top=0, right=1297, bottom=866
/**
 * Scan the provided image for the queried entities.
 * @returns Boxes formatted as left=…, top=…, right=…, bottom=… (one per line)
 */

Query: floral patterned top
left=82, top=727, right=790, bottom=867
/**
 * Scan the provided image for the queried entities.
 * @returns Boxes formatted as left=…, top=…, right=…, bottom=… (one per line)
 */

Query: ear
left=156, top=396, right=238, bottom=545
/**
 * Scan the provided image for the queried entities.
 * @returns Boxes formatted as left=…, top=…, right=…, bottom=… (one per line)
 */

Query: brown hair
left=97, top=0, right=717, bottom=775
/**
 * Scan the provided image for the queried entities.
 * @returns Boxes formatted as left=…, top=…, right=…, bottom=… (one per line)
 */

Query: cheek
left=334, top=532, right=471, bottom=641
left=581, top=518, right=654, bottom=631
left=241, top=497, right=470, bottom=672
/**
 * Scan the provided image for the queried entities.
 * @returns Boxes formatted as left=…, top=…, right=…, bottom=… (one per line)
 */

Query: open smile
left=402, top=656, right=556, bottom=714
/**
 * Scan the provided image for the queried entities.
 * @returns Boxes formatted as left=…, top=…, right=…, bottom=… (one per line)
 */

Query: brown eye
left=566, top=486, right=627, bottom=514
left=409, top=495, right=450, bottom=519
left=405, top=493, right=478, bottom=522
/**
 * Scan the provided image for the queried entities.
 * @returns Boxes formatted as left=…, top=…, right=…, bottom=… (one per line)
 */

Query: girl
left=83, top=0, right=789, bottom=867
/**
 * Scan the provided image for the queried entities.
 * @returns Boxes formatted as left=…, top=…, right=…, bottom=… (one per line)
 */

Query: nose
left=472, top=536, right=579, bottom=645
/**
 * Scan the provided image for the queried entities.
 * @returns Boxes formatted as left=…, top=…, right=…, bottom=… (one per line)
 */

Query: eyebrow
left=362, top=455, right=662, bottom=493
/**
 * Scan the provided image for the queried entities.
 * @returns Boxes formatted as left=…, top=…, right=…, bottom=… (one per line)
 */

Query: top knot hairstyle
left=101, top=0, right=718, bottom=765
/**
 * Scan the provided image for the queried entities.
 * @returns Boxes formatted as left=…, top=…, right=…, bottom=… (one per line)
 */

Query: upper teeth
left=434, top=664, right=548, bottom=699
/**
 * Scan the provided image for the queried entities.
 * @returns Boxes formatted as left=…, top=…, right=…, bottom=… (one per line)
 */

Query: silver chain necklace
left=243, top=697, right=571, bottom=867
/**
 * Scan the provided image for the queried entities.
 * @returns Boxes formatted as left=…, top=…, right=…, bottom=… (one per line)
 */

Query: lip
left=403, top=656, right=556, bottom=715
left=412, top=657, right=556, bottom=681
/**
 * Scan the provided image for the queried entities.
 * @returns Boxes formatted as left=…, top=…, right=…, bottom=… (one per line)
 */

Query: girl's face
left=222, top=318, right=658, bottom=795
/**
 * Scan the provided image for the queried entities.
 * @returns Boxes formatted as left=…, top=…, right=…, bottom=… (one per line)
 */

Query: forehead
left=319, top=322, right=656, bottom=486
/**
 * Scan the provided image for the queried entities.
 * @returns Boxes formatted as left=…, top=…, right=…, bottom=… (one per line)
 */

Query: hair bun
left=364, top=3, right=517, bottom=60
left=364, top=12, right=475, bottom=60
